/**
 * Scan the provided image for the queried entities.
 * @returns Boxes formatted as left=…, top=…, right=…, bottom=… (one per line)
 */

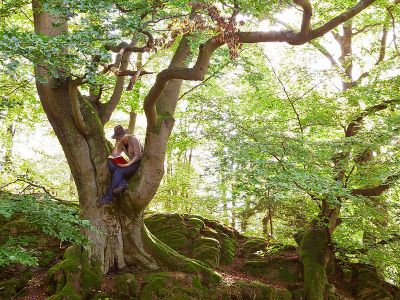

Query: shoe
left=113, top=185, right=127, bottom=194
left=98, top=195, right=112, bottom=205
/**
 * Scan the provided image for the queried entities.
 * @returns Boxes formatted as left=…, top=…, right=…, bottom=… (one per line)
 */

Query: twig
left=3, top=177, right=70, bottom=204
left=263, top=51, right=304, bottom=133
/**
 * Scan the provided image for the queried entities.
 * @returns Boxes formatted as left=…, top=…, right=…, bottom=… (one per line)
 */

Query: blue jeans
left=103, top=159, right=141, bottom=202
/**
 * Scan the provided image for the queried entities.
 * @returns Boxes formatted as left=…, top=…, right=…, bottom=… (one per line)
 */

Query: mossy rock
left=215, top=280, right=292, bottom=300
left=187, top=217, right=205, bottom=231
left=144, top=214, right=168, bottom=228
left=192, top=237, right=221, bottom=268
left=144, top=227, right=222, bottom=285
left=153, top=229, right=189, bottom=251
left=0, top=277, right=20, bottom=299
left=201, top=227, right=221, bottom=240
left=240, top=258, right=302, bottom=283
left=220, top=235, right=237, bottom=266
left=139, top=272, right=210, bottom=300
left=241, top=238, right=268, bottom=258
left=146, top=214, right=189, bottom=251
left=165, top=213, right=185, bottom=224
left=46, top=245, right=101, bottom=299
left=353, top=265, right=395, bottom=300
left=114, top=273, right=137, bottom=297
left=186, top=217, right=205, bottom=239
left=38, top=249, right=57, bottom=267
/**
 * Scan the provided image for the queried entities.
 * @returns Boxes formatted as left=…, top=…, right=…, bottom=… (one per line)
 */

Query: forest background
left=0, top=0, right=399, bottom=293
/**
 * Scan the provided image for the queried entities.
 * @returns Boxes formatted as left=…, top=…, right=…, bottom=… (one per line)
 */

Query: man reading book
left=99, top=125, right=143, bottom=204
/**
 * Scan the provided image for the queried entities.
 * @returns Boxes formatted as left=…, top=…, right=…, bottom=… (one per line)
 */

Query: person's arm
left=111, top=140, right=123, bottom=157
left=117, top=137, right=141, bottom=167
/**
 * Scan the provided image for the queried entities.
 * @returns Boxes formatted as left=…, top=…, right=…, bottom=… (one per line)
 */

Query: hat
left=111, top=125, right=128, bottom=139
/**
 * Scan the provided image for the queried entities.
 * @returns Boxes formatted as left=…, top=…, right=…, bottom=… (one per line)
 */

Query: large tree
left=0, top=0, right=387, bottom=297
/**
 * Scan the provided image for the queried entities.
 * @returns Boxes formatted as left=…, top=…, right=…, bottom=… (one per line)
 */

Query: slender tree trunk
left=128, top=111, right=137, bottom=134
left=269, top=206, right=273, bottom=238
left=3, top=122, right=15, bottom=165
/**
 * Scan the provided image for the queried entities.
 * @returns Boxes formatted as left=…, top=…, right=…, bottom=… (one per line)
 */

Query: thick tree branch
left=105, top=31, right=154, bottom=54
left=114, top=69, right=153, bottom=77
left=345, top=99, right=400, bottom=137
left=237, top=0, right=376, bottom=45
left=69, top=79, right=90, bottom=136
left=294, top=0, right=312, bottom=36
left=353, top=25, right=388, bottom=85
left=351, top=174, right=400, bottom=196
left=144, top=38, right=223, bottom=127
left=99, top=41, right=136, bottom=124
left=143, top=0, right=377, bottom=128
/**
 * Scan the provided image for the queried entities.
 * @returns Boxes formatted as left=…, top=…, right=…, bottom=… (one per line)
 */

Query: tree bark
left=31, top=1, right=192, bottom=274
left=128, top=111, right=137, bottom=134
left=3, top=122, right=15, bottom=165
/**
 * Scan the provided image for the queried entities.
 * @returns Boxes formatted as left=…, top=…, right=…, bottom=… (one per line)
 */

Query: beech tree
left=0, top=0, right=389, bottom=298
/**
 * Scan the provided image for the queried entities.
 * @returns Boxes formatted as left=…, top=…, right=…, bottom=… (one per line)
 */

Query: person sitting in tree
left=99, top=125, right=143, bottom=204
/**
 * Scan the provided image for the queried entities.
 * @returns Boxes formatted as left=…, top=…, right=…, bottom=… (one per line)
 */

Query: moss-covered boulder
left=46, top=245, right=102, bottom=299
left=192, top=237, right=221, bottom=268
left=215, top=280, right=292, bottom=300
left=146, top=213, right=190, bottom=251
left=353, top=265, right=398, bottom=300
left=220, top=234, right=237, bottom=265
left=144, top=213, right=239, bottom=268
left=241, top=238, right=269, bottom=259
left=0, top=207, right=63, bottom=299
left=240, top=257, right=303, bottom=284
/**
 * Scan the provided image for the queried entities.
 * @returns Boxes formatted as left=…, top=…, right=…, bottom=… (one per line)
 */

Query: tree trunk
left=299, top=222, right=330, bottom=300
left=128, top=111, right=137, bottom=134
left=3, top=122, right=15, bottom=165
left=32, top=1, right=196, bottom=274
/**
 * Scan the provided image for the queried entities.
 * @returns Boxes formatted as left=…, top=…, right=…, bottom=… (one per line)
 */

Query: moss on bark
left=46, top=245, right=102, bottom=299
left=299, top=227, right=329, bottom=300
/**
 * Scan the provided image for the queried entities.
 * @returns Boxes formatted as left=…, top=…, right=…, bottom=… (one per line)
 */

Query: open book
left=108, top=155, right=128, bottom=165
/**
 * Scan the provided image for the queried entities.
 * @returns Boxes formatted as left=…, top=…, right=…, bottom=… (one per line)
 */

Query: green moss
left=146, top=214, right=189, bottom=251
left=242, top=238, right=268, bottom=258
left=140, top=272, right=172, bottom=300
left=38, top=249, right=56, bottom=267
left=240, top=254, right=302, bottom=283
left=215, top=280, right=288, bottom=300
left=354, top=265, right=393, bottom=300
left=0, top=278, right=19, bottom=299
left=300, top=228, right=329, bottom=300
left=115, top=273, right=136, bottom=297
left=143, top=226, right=221, bottom=285
left=192, top=237, right=221, bottom=267
left=46, top=283, right=82, bottom=300
left=220, top=235, right=237, bottom=265
left=186, top=217, right=204, bottom=239
left=200, top=227, right=220, bottom=240
left=139, top=272, right=211, bottom=300
left=46, top=245, right=101, bottom=299
left=187, top=217, right=205, bottom=230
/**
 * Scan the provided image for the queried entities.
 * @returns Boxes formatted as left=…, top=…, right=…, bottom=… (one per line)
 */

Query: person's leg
left=102, top=167, right=125, bottom=202
left=112, top=161, right=141, bottom=193
left=118, top=160, right=140, bottom=179
left=107, top=159, right=118, bottom=174
left=100, top=161, right=141, bottom=203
